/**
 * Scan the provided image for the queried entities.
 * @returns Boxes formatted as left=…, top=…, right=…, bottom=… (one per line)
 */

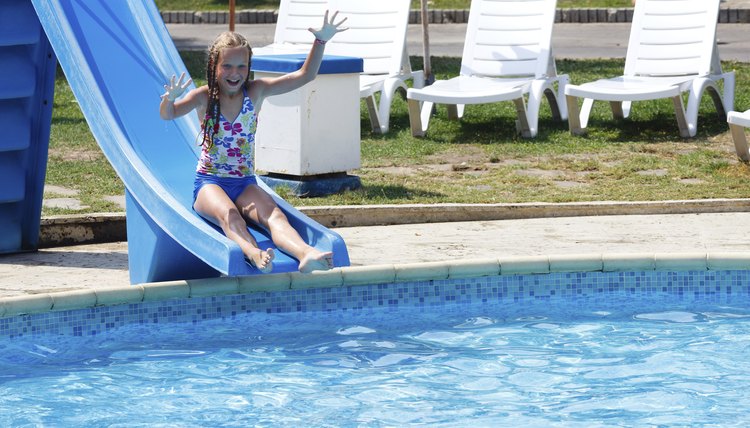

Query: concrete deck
left=3, top=208, right=750, bottom=300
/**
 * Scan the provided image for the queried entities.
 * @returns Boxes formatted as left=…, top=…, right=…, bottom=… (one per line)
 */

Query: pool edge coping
left=3, top=251, right=750, bottom=318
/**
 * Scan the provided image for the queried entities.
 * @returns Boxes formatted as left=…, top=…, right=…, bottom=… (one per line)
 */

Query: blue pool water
left=1, top=280, right=750, bottom=426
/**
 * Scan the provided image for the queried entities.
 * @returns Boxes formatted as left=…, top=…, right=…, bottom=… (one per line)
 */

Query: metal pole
left=229, top=0, right=236, bottom=32
left=420, top=0, right=434, bottom=85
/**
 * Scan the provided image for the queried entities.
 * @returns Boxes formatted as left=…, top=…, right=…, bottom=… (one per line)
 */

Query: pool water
left=1, top=295, right=750, bottom=426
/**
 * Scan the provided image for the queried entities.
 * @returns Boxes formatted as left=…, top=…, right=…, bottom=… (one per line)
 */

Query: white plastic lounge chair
left=252, top=0, right=327, bottom=54
left=326, top=0, right=424, bottom=134
left=254, top=0, right=422, bottom=134
left=564, top=0, right=734, bottom=138
left=405, top=0, right=568, bottom=138
left=728, top=110, right=750, bottom=161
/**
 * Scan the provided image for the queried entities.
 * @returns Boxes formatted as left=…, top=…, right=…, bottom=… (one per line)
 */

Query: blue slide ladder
left=23, top=0, right=349, bottom=283
left=0, top=1, right=57, bottom=253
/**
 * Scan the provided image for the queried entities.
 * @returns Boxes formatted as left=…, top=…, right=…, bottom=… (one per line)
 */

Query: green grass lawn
left=154, top=1, right=634, bottom=10
left=44, top=54, right=750, bottom=215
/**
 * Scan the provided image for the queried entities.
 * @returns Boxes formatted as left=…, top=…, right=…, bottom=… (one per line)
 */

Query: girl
left=160, top=11, right=347, bottom=274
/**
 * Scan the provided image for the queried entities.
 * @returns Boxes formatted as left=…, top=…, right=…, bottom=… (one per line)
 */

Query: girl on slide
left=159, top=11, right=347, bottom=273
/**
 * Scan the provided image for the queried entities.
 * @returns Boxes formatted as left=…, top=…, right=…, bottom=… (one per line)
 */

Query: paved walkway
left=167, top=22, right=750, bottom=62
left=3, top=211, right=750, bottom=298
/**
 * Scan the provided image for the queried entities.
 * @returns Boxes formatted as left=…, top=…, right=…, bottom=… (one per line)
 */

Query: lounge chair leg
left=706, top=86, right=726, bottom=120
left=730, top=123, right=750, bottom=162
left=526, top=79, right=549, bottom=137
left=672, top=95, right=691, bottom=138
left=556, top=75, right=569, bottom=120
left=610, top=101, right=625, bottom=120
left=622, top=101, right=632, bottom=118
left=445, top=104, right=465, bottom=120
left=412, top=70, right=425, bottom=90
left=447, top=104, right=459, bottom=121
left=723, top=71, right=735, bottom=113
left=365, top=95, right=382, bottom=134
left=376, top=79, right=405, bottom=134
left=566, top=95, right=586, bottom=136
left=544, top=88, right=562, bottom=121
left=407, top=98, right=426, bottom=137
left=700, top=77, right=728, bottom=121
left=686, top=78, right=718, bottom=137
left=513, top=98, right=532, bottom=138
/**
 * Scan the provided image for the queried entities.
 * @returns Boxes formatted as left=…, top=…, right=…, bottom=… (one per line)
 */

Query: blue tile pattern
left=1, top=270, right=749, bottom=338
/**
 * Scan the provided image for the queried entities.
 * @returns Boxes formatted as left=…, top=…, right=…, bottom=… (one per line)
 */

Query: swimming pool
left=1, top=257, right=750, bottom=426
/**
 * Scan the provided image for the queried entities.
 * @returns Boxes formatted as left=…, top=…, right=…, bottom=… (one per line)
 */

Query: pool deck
left=3, top=202, right=750, bottom=309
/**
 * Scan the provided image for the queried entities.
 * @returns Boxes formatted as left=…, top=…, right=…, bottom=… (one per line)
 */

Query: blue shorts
left=193, top=172, right=258, bottom=203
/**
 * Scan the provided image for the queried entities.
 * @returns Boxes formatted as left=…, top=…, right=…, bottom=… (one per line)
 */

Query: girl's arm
left=160, top=72, right=207, bottom=120
left=250, top=10, right=347, bottom=102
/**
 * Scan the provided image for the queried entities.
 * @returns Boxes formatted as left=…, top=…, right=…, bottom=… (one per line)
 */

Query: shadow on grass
left=345, top=183, right=445, bottom=200
left=51, top=116, right=89, bottom=126
left=582, top=110, right=730, bottom=143
left=398, top=102, right=572, bottom=146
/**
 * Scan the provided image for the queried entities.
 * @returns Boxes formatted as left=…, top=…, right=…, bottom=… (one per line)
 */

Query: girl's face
left=216, top=46, right=250, bottom=96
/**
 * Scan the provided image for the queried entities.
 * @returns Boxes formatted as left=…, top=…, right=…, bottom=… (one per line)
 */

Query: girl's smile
left=217, top=46, right=250, bottom=95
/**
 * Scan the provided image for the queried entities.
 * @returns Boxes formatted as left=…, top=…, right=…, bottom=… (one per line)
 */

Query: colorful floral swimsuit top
left=196, top=90, right=256, bottom=178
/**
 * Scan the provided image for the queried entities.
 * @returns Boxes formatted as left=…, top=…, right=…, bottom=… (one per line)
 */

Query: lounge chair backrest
left=459, top=0, right=557, bottom=79
left=273, top=0, right=328, bottom=47
left=624, top=0, right=721, bottom=77
left=325, top=0, right=411, bottom=76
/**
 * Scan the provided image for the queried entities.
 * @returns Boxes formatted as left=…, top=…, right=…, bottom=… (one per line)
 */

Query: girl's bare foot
left=298, top=248, right=333, bottom=273
left=248, top=248, right=275, bottom=273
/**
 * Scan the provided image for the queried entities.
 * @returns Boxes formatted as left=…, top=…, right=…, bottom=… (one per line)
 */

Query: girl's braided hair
left=201, top=31, right=253, bottom=148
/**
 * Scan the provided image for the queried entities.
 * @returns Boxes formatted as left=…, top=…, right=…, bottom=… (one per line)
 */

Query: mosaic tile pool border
left=1, top=269, right=749, bottom=338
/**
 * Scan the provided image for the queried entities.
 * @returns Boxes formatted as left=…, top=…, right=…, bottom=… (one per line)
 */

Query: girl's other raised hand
left=308, top=10, right=348, bottom=43
left=163, top=72, right=193, bottom=102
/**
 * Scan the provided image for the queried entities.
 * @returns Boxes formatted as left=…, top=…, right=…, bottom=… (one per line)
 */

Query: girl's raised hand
left=308, top=10, right=348, bottom=43
left=162, top=72, right=192, bottom=101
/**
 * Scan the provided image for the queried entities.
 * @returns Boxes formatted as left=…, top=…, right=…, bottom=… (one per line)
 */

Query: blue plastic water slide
left=29, top=0, right=350, bottom=283
left=0, top=1, right=57, bottom=254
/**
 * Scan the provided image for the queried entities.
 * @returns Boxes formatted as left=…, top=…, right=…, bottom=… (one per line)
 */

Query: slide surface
left=30, top=0, right=349, bottom=283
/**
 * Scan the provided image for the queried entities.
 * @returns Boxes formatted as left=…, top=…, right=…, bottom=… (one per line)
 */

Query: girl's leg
left=235, top=185, right=333, bottom=273
left=193, top=184, right=274, bottom=272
